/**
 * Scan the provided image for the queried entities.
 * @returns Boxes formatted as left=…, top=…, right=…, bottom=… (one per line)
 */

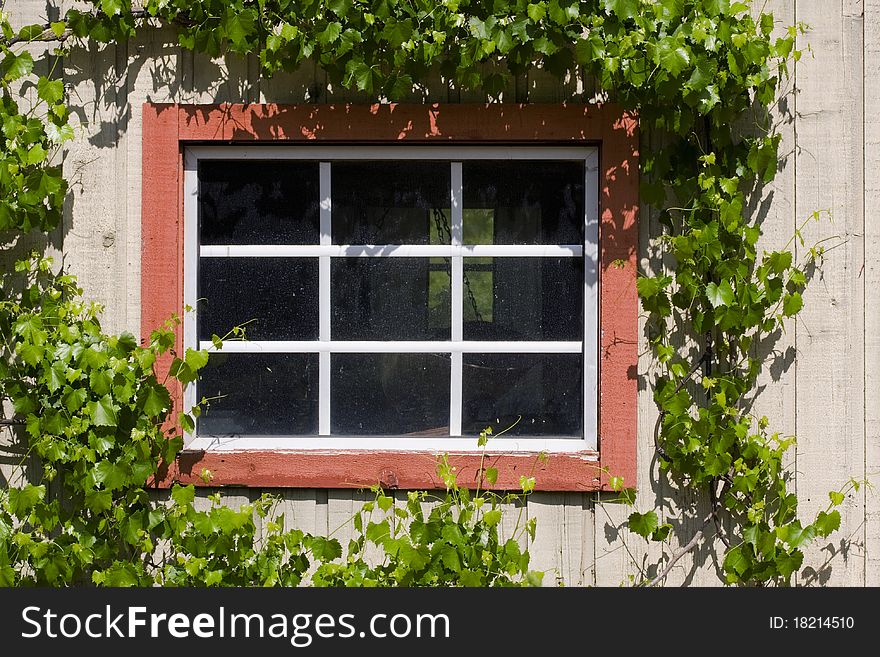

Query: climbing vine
left=0, top=0, right=858, bottom=585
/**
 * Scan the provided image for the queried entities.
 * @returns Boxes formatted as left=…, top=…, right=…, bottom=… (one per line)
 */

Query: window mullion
left=450, top=162, right=463, bottom=436
left=319, top=162, right=332, bottom=436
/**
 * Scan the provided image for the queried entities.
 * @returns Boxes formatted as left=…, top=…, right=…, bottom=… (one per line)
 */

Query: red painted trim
left=142, top=103, right=638, bottom=492
left=141, top=104, right=183, bottom=419
left=174, top=450, right=602, bottom=492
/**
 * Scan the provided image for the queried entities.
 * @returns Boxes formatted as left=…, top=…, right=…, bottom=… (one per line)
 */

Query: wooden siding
left=2, top=0, right=877, bottom=586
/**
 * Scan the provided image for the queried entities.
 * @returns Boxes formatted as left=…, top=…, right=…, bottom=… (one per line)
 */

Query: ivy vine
left=0, top=0, right=860, bottom=586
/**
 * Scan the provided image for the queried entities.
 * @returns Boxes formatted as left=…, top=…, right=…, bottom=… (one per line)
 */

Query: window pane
left=462, top=161, right=584, bottom=244
left=199, top=161, right=320, bottom=245
left=198, top=258, right=318, bottom=341
left=332, top=258, right=450, bottom=340
left=332, top=354, right=450, bottom=435
left=197, top=353, right=319, bottom=435
left=462, top=257, right=582, bottom=341
left=462, top=354, right=582, bottom=437
left=331, top=162, right=451, bottom=244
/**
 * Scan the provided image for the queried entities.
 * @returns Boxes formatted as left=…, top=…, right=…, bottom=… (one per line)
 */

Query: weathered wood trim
left=142, top=102, right=638, bottom=492
left=173, top=450, right=602, bottom=491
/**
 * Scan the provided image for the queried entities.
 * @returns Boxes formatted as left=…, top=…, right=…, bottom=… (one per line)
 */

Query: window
left=142, top=103, right=637, bottom=491
left=183, top=147, right=598, bottom=453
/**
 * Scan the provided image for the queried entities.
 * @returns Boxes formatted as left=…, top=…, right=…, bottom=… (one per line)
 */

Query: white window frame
left=183, top=145, right=599, bottom=453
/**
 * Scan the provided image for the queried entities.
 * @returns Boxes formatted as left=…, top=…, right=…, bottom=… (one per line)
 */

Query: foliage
left=0, top=254, right=539, bottom=586
left=0, top=0, right=853, bottom=586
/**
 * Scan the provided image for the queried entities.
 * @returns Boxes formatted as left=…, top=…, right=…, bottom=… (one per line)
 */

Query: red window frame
left=143, top=103, right=638, bottom=492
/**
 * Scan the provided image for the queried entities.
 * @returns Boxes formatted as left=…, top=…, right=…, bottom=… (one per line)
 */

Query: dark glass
left=198, top=258, right=318, bottom=341
left=332, top=258, right=450, bottom=340
left=331, top=162, right=451, bottom=244
left=462, top=161, right=584, bottom=244
left=461, top=258, right=582, bottom=341
left=462, top=353, right=582, bottom=437
left=331, top=354, right=450, bottom=435
left=197, top=353, right=319, bottom=435
left=199, top=161, right=320, bottom=244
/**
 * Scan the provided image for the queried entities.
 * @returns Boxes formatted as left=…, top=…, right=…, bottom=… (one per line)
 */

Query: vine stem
left=644, top=515, right=712, bottom=587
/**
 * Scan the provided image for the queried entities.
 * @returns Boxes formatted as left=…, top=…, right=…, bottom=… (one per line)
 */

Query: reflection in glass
left=332, top=258, right=450, bottom=340
left=462, top=353, right=582, bottom=437
left=198, top=258, right=318, bottom=341
left=332, top=354, right=451, bottom=435
left=332, top=162, right=451, bottom=244
left=462, top=258, right=582, bottom=341
left=199, top=161, right=320, bottom=244
left=463, top=161, right=584, bottom=244
left=198, top=353, right=319, bottom=435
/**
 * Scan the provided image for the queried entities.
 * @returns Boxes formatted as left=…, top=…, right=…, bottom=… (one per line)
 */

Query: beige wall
left=4, top=0, right=878, bottom=586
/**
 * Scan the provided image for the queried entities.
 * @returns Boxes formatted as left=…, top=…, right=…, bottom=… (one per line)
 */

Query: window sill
left=157, top=447, right=603, bottom=492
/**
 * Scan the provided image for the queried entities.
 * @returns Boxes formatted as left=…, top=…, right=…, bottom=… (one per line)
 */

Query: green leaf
left=485, top=467, right=498, bottom=485
left=171, top=484, right=195, bottom=507
left=829, top=490, right=846, bottom=506
left=637, top=275, right=670, bottom=298
left=656, top=38, right=691, bottom=77
left=766, top=250, right=793, bottom=274
left=19, top=343, right=45, bottom=367
left=225, top=9, right=256, bottom=49
left=8, top=484, right=46, bottom=516
left=483, top=509, right=502, bottom=527
left=88, top=394, right=117, bottom=427
left=328, top=0, right=353, bottom=14
left=628, top=510, right=659, bottom=539
left=143, top=385, right=171, bottom=417
left=94, top=461, right=127, bottom=490
left=85, top=490, right=113, bottom=513
left=46, top=121, right=75, bottom=144
left=63, top=387, right=88, bottom=414
left=37, top=78, right=65, bottom=105
left=366, top=520, right=390, bottom=544
left=440, top=545, right=461, bottom=572
left=17, top=24, right=46, bottom=41
left=318, top=22, right=342, bottom=46
left=814, top=510, right=841, bottom=538
left=103, top=564, right=139, bottom=587
left=89, top=369, right=113, bottom=396
left=527, top=3, right=547, bottom=23
left=775, top=520, right=816, bottom=549
left=706, top=280, right=735, bottom=308
left=723, top=544, right=750, bottom=578
left=603, top=0, right=640, bottom=20
left=309, top=536, right=342, bottom=561
left=651, top=523, right=672, bottom=542
left=2, top=51, right=35, bottom=81
left=775, top=549, right=803, bottom=579
left=782, top=292, right=803, bottom=317
left=100, top=0, right=124, bottom=16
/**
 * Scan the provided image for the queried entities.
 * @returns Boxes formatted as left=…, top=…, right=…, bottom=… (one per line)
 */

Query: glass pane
left=199, top=161, right=320, bottom=245
left=331, top=162, right=451, bottom=244
left=462, top=258, right=582, bottom=341
left=332, top=258, right=450, bottom=340
left=462, top=354, right=582, bottom=437
left=197, top=353, right=319, bottom=435
left=462, top=161, right=584, bottom=244
left=198, top=258, right=318, bottom=341
left=332, top=353, right=450, bottom=435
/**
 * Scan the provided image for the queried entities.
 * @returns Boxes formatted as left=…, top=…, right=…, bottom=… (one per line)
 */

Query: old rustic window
left=183, top=146, right=599, bottom=454
left=142, top=103, right=637, bottom=490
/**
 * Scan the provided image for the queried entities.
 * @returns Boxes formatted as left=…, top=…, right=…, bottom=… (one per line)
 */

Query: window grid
left=183, top=146, right=598, bottom=452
